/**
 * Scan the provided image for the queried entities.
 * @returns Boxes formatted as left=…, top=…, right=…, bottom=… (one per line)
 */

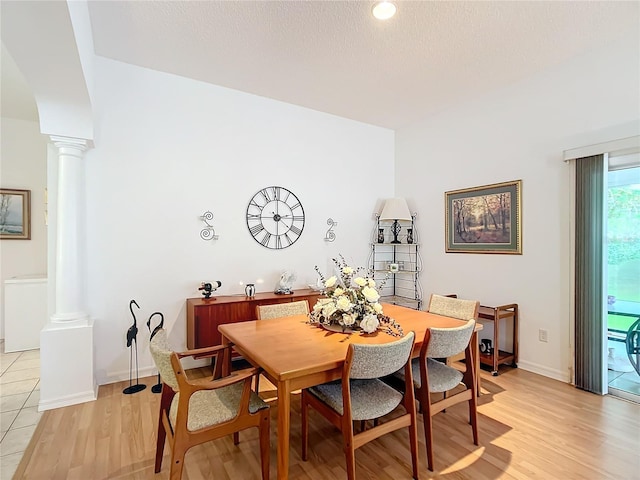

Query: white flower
left=342, top=313, right=356, bottom=326
left=323, top=303, right=337, bottom=318
left=342, top=266, right=353, bottom=275
left=325, top=276, right=337, bottom=288
left=362, top=286, right=380, bottom=303
left=334, top=287, right=345, bottom=296
left=368, top=278, right=376, bottom=288
left=373, top=302, right=383, bottom=313
left=336, top=295, right=352, bottom=311
left=360, top=314, right=380, bottom=333
left=354, top=277, right=367, bottom=287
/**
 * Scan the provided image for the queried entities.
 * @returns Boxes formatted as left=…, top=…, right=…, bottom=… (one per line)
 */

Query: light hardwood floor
left=14, top=366, right=640, bottom=479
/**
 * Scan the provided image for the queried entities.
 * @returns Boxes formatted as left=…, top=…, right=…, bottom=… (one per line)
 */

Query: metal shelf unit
left=369, top=215, right=422, bottom=311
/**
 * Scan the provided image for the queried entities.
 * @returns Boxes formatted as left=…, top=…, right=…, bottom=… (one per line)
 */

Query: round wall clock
left=246, top=186, right=305, bottom=249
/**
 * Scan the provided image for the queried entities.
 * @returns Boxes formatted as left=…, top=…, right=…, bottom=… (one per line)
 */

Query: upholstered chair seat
left=168, top=385, right=268, bottom=431
left=396, top=357, right=464, bottom=393
left=307, top=378, right=403, bottom=420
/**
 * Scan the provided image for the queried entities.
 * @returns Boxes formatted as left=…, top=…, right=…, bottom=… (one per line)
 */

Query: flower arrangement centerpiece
left=309, top=255, right=404, bottom=337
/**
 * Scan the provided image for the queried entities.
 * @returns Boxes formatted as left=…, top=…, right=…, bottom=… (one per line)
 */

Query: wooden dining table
left=219, top=303, right=482, bottom=480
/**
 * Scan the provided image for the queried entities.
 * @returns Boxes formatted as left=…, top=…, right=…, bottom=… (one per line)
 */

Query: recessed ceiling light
left=372, top=1, right=397, bottom=21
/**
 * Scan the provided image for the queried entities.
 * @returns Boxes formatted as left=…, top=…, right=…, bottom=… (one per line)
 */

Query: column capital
left=49, top=135, right=93, bottom=153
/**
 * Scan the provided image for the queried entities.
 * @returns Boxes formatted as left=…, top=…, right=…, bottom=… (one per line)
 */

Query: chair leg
left=233, top=431, right=240, bottom=445
left=259, top=410, right=271, bottom=480
left=408, top=414, right=419, bottom=479
left=155, top=386, right=173, bottom=473
left=421, top=392, right=435, bottom=472
left=155, top=419, right=166, bottom=473
left=301, top=391, right=309, bottom=461
left=169, top=446, right=186, bottom=480
left=469, top=392, right=479, bottom=446
left=342, top=422, right=356, bottom=480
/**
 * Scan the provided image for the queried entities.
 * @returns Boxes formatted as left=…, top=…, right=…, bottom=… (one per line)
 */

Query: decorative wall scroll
left=200, top=211, right=219, bottom=240
left=324, top=218, right=338, bottom=242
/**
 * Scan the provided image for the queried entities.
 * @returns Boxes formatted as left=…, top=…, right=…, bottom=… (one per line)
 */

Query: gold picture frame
left=445, top=180, right=522, bottom=254
left=0, top=189, right=31, bottom=240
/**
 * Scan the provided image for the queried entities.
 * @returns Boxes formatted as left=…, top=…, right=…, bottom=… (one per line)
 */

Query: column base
left=50, top=311, right=89, bottom=324
left=39, top=319, right=97, bottom=411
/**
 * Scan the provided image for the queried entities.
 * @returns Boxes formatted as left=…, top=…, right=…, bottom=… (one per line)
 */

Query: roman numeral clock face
left=246, top=186, right=305, bottom=249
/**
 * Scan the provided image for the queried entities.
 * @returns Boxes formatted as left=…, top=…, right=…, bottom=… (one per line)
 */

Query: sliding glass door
left=607, top=165, right=640, bottom=401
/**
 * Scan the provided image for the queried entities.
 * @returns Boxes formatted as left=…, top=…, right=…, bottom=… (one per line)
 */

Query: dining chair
left=149, top=329, right=271, bottom=480
left=255, top=299, right=310, bottom=319
left=428, top=294, right=479, bottom=323
left=428, top=294, right=479, bottom=372
left=254, top=300, right=310, bottom=395
left=301, top=331, right=419, bottom=480
left=395, top=319, right=478, bottom=471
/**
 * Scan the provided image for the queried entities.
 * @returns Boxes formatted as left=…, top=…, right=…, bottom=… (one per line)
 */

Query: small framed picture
left=389, top=263, right=399, bottom=273
left=0, top=189, right=31, bottom=240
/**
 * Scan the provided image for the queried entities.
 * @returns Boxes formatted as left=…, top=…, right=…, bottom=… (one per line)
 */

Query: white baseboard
left=101, top=357, right=210, bottom=385
left=38, top=384, right=98, bottom=412
left=516, top=360, right=570, bottom=383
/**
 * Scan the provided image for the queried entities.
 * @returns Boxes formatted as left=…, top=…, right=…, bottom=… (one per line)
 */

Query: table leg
left=221, top=335, right=231, bottom=377
left=277, top=379, right=292, bottom=480
left=493, top=312, right=499, bottom=375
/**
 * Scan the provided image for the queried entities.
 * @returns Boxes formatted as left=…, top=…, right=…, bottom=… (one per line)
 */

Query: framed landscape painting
left=0, top=189, right=31, bottom=240
left=445, top=180, right=522, bottom=254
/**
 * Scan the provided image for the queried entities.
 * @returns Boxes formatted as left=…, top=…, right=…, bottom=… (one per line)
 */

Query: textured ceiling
left=2, top=1, right=639, bottom=129
left=87, top=1, right=639, bottom=129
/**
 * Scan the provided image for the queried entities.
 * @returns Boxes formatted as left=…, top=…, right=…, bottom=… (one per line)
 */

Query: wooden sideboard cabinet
left=186, top=289, right=322, bottom=349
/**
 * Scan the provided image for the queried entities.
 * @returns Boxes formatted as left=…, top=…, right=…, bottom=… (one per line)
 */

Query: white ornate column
left=40, top=135, right=97, bottom=411
left=50, top=136, right=88, bottom=323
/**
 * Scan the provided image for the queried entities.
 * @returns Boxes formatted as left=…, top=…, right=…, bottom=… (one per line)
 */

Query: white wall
left=85, top=58, right=395, bottom=384
left=395, top=32, right=640, bottom=381
left=0, top=117, right=48, bottom=338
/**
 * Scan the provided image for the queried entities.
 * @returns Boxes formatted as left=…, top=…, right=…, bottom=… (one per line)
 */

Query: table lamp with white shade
left=379, top=198, right=412, bottom=244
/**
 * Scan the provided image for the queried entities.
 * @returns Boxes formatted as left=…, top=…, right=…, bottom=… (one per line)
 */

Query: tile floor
left=0, top=341, right=41, bottom=479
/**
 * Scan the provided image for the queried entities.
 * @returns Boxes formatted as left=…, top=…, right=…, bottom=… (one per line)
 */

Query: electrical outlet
left=539, top=329, right=548, bottom=343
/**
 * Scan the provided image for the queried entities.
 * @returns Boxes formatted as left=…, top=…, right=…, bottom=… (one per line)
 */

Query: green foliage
left=608, top=240, right=640, bottom=265
left=608, top=186, right=640, bottom=265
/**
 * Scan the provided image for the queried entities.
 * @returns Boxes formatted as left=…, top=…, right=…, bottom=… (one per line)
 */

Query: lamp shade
left=379, top=198, right=412, bottom=221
